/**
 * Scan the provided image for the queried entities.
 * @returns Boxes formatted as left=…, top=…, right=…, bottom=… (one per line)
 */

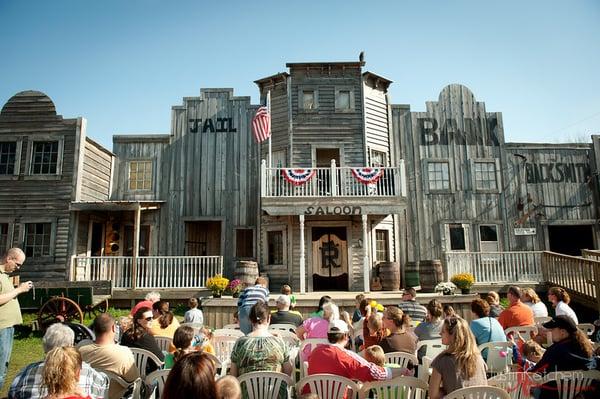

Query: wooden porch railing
left=261, top=160, right=407, bottom=198
left=541, top=251, right=600, bottom=311
left=444, top=251, right=543, bottom=283
left=72, top=256, right=223, bottom=289
left=581, top=249, right=600, bottom=261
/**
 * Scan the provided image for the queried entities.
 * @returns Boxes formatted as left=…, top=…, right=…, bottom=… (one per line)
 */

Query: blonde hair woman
left=521, top=288, right=548, bottom=317
left=42, top=346, right=90, bottom=399
left=429, top=316, right=487, bottom=399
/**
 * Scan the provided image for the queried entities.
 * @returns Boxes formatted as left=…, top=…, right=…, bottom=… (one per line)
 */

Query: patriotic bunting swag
left=281, top=169, right=316, bottom=185
left=351, top=167, right=384, bottom=184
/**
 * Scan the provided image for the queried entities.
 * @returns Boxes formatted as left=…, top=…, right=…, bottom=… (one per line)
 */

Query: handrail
left=444, top=251, right=543, bottom=283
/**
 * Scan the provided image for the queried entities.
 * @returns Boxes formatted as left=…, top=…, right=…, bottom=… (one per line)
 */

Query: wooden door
left=311, top=227, right=348, bottom=290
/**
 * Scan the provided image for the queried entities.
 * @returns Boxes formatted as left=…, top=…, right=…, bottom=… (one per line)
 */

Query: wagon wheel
left=37, top=296, right=84, bottom=330
left=84, top=299, right=109, bottom=319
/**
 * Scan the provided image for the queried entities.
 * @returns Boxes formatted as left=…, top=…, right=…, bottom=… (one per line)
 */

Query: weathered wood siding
left=80, top=138, right=113, bottom=201
left=257, top=77, right=290, bottom=165
left=288, top=64, right=365, bottom=167
left=395, top=84, right=507, bottom=262
left=502, top=143, right=597, bottom=250
left=364, top=81, right=391, bottom=162
left=0, top=91, right=81, bottom=280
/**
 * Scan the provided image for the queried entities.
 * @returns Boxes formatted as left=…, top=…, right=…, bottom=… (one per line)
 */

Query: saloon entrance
left=311, top=227, right=348, bottom=290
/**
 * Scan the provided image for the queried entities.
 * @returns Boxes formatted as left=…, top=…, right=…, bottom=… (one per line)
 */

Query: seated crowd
left=6, top=284, right=599, bottom=399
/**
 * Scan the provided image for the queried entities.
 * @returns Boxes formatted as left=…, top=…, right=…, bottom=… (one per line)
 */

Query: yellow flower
left=206, top=274, right=229, bottom=293
left=450, top=273, right=475, bottom=289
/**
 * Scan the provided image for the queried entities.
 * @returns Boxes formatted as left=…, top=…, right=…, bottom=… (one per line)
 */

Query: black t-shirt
left=270, top=310, right=303, bottom=327
left=120, top=331, right=165, bottom=374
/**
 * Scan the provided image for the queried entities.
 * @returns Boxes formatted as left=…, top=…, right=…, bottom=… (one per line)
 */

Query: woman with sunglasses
left=429, top=316, right=487, bottom=399
left=120, top=306, right=165, bottom=374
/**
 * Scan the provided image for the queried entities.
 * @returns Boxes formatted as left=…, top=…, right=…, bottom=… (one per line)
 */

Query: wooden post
left=330, top=159, right=337, bottom=196
left=362, top=214, right=370, bottom=292
left=299, top=214, right=306, bottom=294
left=132, top=203, right=141, bottom=289
left=261, top=159, right=267, bottom=197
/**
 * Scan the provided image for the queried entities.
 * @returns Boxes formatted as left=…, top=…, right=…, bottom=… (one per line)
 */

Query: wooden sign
left=514, top=228, right=536, bottom=236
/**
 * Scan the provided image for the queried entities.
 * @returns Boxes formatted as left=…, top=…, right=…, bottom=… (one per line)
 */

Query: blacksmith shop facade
left=1, top=58, right=599, bottom=291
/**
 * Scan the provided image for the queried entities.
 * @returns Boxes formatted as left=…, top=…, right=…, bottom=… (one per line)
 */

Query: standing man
left=398, top=287, right=427, bottom=322
left=237, top=277, right=269, bottom=334
left=0, top=247, right=32, bottom=390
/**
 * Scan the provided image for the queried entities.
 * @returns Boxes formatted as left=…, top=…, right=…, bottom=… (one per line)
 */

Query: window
left=448, top=224, right=466, bottom=251
left=267, top=230, right=284, bottom=265
left=124, top=225, right=150, bottom=256
left=375, top=229, right=390, bottom=262
left=31, top=141, right=58, bottom=174
left=24, top=222, right=52, bottom=257
left=370, top=150, right=387, bottom=167
left=480, top=225, right=499, bottom=251
left=0, top=142, right=17, bottom=175
left=474, top=162, right=497, bottom=190
left=428, top=162, right=450, bottom=190
left=302, top=90, right=316, bottom=110
left=0, top=223, right=8, bottom=251
left=236, top=229, right=253, bottom=258
left=129, top=161, right=152, bottom=190
left=336, top=90, right=351, bottom=110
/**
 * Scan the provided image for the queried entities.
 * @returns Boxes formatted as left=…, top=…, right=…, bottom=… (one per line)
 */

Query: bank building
left=1, top=57, right=599, bottom=296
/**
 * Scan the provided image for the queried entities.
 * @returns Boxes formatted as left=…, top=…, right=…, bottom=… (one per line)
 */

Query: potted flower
left=225, top=279, right=242, bottom=298
left=206, top=274, right=229, bottom=298
left=450, top=273, right=475, bottom=294
left=435, top=281, right=457, bottom=295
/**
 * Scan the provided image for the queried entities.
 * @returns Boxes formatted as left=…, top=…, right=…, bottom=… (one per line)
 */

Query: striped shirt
left=237, top=285, right=269, bottom=308
left=398, top=300, right=427, bottom=322
left=9, top=360, right=108, bottom=399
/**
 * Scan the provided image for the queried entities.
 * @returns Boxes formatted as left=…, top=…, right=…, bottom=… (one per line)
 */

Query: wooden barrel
left=378, top=262, right=400, bottom=291
left=419, top=259, right=444, bottom=292
left=234, top=261, right=259, bottom=287
left=404, top=261, right=420, bottom=288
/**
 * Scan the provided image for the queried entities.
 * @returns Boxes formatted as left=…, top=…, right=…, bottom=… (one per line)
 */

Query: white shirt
left=184, top=308, right=204, bottom=324
left=555, top=301, right=578, bottom=324
left=526, top=301, right=548, bottom=318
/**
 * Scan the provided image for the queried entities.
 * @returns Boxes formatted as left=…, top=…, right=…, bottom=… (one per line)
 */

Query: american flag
left=252, top=106, right=271, bottom=143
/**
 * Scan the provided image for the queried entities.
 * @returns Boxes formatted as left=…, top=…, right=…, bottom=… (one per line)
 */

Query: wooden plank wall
left=288, top=64, right=365, bottom=167
left=363, top=81, right=390, bottom=163
left=0, top=91, right=79, bottom=280
left=394, top=84, right=506, bottom=263
left=258, top=79, right=290, bottom=165
left=80, top=138, right=113, bottom=201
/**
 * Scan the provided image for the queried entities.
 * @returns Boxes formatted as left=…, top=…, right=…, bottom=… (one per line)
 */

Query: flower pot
left=232, top=292, right=240, bottom=298
left=461, top=288, right=471, bottom=295
left=213, top=293, right=222, bottom=298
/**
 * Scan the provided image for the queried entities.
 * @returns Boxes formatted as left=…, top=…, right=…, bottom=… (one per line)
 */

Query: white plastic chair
left=213, top=328, right=245, bottom=338
left=359, top=376, right=428, bottom=399
left=416, top=340, right=446, bottom=360
left=270, top=330, right=300, bottom=347
left=296, top=373, right=360, bottom=399
left=238, top=371, right=294, bottom=399
left=299, top=338, right=328, bottom=361
left=577, top=323, right=595, bottom=336
left=477, top=342, right=513, bottom=375
left=180, top=322, right=203, bottom=335
left=101, top=370, right=143, bottom=399
left=504, top=326, right=538, bottom=340
left=384, top=351, right=418, bottom=369
left=145, top=369, right=170, bottom=399
left=269, top=323, right=298, bottom=332
left=212, top=335, right=239, bottom=364
left=445, top=385, right=511, bottom=399
left=542, top=369, right=600, bottom=399
left=153, top=335, right=173, bottom=352
left=488, top=372, right=543, bottom=399
left=129, top=347, right=165, bottom=379
left=222, top=323, right=240, bottom=330
left=75, top=338, right=93, bottom=348
left=419, top=355, right=433, bottom=384
left=534, top=316, right=552, bottom=325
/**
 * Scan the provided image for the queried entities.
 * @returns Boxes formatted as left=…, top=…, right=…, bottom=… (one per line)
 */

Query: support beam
left=299, top=214, right=306, bottom=294
left=132, top=203, right=141, bottom=289
left=362, top=214, right=370, bottom=293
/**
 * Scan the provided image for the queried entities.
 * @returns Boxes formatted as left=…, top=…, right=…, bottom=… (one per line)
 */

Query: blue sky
left=1, top=0, right=599, bottom=149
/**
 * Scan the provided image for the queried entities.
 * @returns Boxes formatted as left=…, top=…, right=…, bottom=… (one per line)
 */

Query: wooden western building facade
left=1, top=60, right=599, bottom=290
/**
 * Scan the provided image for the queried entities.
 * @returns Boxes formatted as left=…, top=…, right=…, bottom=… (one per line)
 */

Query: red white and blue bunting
left=281, top=169, right=317, bottom=185
left=351, top=167, right=384, bottom=185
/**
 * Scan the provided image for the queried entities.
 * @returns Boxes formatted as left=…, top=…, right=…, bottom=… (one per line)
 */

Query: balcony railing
left=445, top=251, right=543, bottom=284
left=71, top=256, right=223, bottom=289
left=261, top=160, right=406, bottom=198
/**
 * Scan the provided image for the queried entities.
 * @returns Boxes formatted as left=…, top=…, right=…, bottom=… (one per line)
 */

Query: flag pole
left=267, top=90, right=272, bottom=168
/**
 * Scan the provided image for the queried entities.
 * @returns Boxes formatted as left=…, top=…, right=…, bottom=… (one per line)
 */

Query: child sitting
left=510, top=334, right=545, bottom=371
left=353, top=294, right=366, bottom=323
left=362, top=306, right=386, bottom=350
left=281, top=284, right=297, bottom=309
left=216, top=375, right=242, bottom=399
left=184, top=297, right=204, bottom=324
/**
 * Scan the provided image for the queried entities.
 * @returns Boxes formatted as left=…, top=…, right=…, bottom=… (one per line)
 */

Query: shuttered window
left=336, top=90, right=351, bottom=110
left=0, top=142, right=17, bottom=175
left=302, top=90, right=316, bottom=110
left=0, top=223, right=8, bottom=251
left=236, top=229, right=254, bottom=258
left=427, top=162, right=450, bottom=190
left=474, top=162, right=497, bottom=190
left=24, top=222, right=52, bottom=257
left=129, top=160, right=152, bottom=190
left=267, top=230, right=284, bottom=265
left=31, top=141, right=58, bottom=174
left=375, top=229, right=390, bottom=262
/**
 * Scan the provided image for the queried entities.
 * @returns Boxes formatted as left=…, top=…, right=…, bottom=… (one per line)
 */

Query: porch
left=70, top=255, right=223, bottom=290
